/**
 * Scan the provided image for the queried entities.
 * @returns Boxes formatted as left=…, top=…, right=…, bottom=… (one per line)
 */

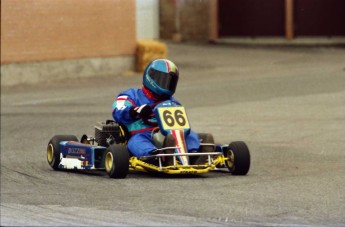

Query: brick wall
left=1, top=0, right=136, bottom=63
left=159, top=0, right=210, bottom=41
left=180, top=0, right=209, bottom=41
left=159, top=0, right=177, bottom=40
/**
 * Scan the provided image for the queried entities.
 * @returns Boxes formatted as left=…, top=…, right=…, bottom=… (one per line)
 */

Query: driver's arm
left=112, top=95, right=136, bottom=124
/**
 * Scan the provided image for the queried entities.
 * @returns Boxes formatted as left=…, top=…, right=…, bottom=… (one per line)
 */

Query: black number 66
left=162, top=110, right=186, bottom=127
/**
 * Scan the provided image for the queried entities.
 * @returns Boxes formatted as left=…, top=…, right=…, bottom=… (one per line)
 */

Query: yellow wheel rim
left=105, top=152, right=114, bottom=173
left=226, top=150, right=234, bottom=169
left=47, top=144, right=54, bottom=163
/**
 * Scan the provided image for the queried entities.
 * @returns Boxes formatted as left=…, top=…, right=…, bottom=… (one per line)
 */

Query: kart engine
left=94, top=120, right=125, bottom=146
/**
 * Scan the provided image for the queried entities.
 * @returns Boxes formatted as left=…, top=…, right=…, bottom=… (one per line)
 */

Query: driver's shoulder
left=117, top=88, right=142, bottom=100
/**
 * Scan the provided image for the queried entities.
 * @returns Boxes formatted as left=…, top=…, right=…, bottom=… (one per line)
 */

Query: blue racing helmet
left=143, top=59, right=179, bottom=98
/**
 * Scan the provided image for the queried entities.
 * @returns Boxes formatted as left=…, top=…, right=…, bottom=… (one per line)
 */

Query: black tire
left=225, top=141, right=250, bottom=175
left=47, top=135, right=78, bottom=170
left=105, top=144, right=129, bottom=178
left=198, top=133, right=215, bottom=142
left=190, top=133, right=215, bottom=165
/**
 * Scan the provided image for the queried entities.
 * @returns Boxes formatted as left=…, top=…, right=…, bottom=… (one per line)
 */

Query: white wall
left=136, top=0, right=159, bottom=39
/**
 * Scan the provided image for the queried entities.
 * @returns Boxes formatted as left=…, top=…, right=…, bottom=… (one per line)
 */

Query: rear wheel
left=198, top=133, right=215, bottom=152
left=105, top=144, right=129, bottom=178
left=225, top=141, right=250, bottom=175
left=47, top=135, right=78, bottom=170
left=191, top=133, right=215, bottom=165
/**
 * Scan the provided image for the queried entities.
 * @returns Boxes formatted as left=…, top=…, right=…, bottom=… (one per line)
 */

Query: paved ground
left=1, top=43, right=345, bottom=226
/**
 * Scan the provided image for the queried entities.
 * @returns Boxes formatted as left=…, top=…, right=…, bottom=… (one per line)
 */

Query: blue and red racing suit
left=112, top=86, right=200, bottom=157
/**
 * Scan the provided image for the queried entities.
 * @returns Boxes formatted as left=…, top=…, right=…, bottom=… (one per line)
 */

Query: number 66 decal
left=157, top=107, right=190, bottom=130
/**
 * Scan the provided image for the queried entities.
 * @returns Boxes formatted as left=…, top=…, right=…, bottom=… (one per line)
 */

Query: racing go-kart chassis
left=47, top=101, right=250, bottom=178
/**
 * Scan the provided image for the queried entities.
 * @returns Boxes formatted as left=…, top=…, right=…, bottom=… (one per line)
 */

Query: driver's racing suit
left=112, top=86, right=200, bottom=157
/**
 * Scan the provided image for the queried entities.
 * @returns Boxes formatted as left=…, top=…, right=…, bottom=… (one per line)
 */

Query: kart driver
left=112, top=59, right=200, bottom=158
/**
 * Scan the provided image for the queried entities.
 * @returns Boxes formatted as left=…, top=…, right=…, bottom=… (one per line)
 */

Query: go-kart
left=47, top=100, right=250, bottom=178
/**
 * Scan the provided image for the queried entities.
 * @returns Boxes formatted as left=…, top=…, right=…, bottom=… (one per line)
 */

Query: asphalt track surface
left=1, top=43, right=345, bottom=226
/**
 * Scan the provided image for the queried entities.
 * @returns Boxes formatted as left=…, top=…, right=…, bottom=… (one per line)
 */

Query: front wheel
left=105, top=144, right=129, bottom=178
left=225, top=141, right=250, bottom=175
left=47, top=135, right=78, bottom=170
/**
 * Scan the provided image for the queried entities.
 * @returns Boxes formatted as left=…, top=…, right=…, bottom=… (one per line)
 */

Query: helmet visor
left=149, top=68, right=179, bottom=93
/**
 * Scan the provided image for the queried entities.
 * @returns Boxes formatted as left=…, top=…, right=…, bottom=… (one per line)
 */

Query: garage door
left=218, top=0, right=285, bottom=37
left=294, top=0, right=345, bottom=36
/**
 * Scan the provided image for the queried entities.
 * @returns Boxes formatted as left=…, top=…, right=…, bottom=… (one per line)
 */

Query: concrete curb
left=215, top=37, right=345, bottom=47
left=1, top=56, right=134, bottom=87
